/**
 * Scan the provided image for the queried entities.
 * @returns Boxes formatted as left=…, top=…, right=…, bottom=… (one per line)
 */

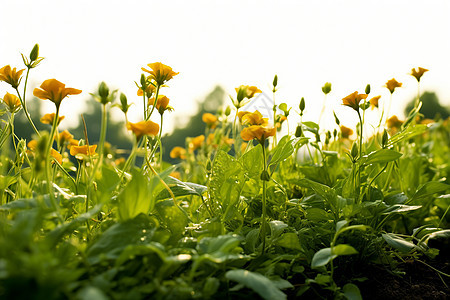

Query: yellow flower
left=58, top=130, right=74, bottom=145
left=142, top=62, right=179, bottom=86
left=137, top=83, right=156, bottom=96
left=340, top=125, right=354, bottom=139
left=188, top=135, right=205, bottom=152
left=385, top=78, right=402, bottom=94
left=50, top=149, right=63, bottom=164
left=70, top=144, right=97, bottom=157
left=202, top=113, right=218, bottom=128
left=0, top=65, right=25, bottom=88
left=33, top=79, right=82, bottom=108
left=40, top=113, right=65, bottom=125
left=237, top=111, right=251, bottom=123
left=67, top=138, right=79, bottom=149
left=27, top=139, right=62, bottom=164
left=241, top=110, right=269, bottom=126
left=2, top=92, right=21, bottom=113
left=410, top=67, right=428, bottom=82
left=235, top=85, right=262, bottom=99
left=241, top=125, right=276, bottom=143
left=369, top=96, right=381, bottom=110
left=386, top=115, right=403, bottom=131
left=170, top=171, right=181, bottom=180
left=342, top=91, right=368, bottom=111
left=170, top=146, right=187, bottom=159
left=126, top=120, right=160, bottom=140
left=148, top=95, right=173, bottom=114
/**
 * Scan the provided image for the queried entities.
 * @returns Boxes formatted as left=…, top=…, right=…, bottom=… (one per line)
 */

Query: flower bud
left=273, top=74, right=278, bottom=89
left=322, top=82, right=332, bottom=95
left=295, top=125, right=303, bottom=137
left=333, top=128, right=338, bottom=138
left=260, top=170, right=270, bottom=181
left=333, top=111, right=340, bottom=125
left=365, top=84, right=371, bottom=95
left=299, top=97, right=305, bottom=112
left=382, top=129, right=389, bottom=148
left=98, top=82, right=109, bottom=99
left=140, top=74, right=147, bottom=88
left=351, top=142, right=359, bottom=159
left=30, top=44, right=39, bottom=62
left=120, top=93, right=129, bottom=113
left=225, top=106, right=231, bottom=116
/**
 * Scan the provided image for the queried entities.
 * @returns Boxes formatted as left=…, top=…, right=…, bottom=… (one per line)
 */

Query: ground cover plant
left=0, top=45, right=449, bottom=299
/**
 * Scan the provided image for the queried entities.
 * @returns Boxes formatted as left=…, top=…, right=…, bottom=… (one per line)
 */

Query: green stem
left=356, top=110, right=363, bottom=202
left=261, top=144, right=268, bottom=254
left=14, top=86, right=40, bottom=136
left=146, top=85, right=160, bottom=121
left=45, top=105, right=63, bottom=223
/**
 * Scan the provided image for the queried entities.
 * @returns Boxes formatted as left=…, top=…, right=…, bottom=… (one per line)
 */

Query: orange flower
left=148, top=95, right=173, bottom=114
left=170, top=146, right=187, bottom=159
left=241, top=110, right=269, bottom=126
left=50, top=149, right=63, bottom=164
left=0, top=65, right=25, bottom=88
left=40, top=113, right=65, bottom=125
left=385, top=78, right=402, bottom=94
left=126, top=120, right=160, bottom=140
left=27, top=140, right=38, bottom=151
left=410, top=67, right=428, bottom=82
left=342, top=91, right=368, bottom=111
left=58, top=130, right=74, bottom=145
left=241, top=125, right=276, bottom=143
left=33, top=79, right=82, bottom=108
left=137, top=83, right=156, bottom=96
left=386, top=115, right=403, bottom=129
left=170, top=171, right=181, bottom=180
left=67, top=138, right=79, bottom=149
left=202, top=113, right=218, bottom=128
left=237, top=111, right=251, bottom=123
left=340, top=125, right=354, bottom=139
left=369, top=96, right=381, bottom=110
left=188, top=135, right=205, bottom=152
left=142, top=62, right=179, bottom=86
left=2, top=92, right=21, bottom=113
left=70, top=144, right=97, bottom=157
left=235, top=85, right=262, bottom=100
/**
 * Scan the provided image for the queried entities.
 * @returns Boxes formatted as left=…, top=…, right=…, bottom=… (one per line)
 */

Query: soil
left=358, top=256, right=450, bottom=300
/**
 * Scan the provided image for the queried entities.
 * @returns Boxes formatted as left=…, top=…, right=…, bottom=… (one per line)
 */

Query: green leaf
left=276, top=232, right=302, bottom=250
left=408, top=181, right=449, bottom=204
left=332, top=244, right=358, bottom=256
left=117, top=169, right=153, bottom=222
left=382, top=233, right=415, bottom=253
left=311, top=244, right=358, bottom=268
left=197, top=234, right=244, bottom=263
left=362, top=149, right=402, bottom=165
left=296, top=178, right=337, bottom=210
left=342, top=283, right=362, bottom=300
left=381, top=204, right=422, bottom=215
left=156, top=177, right=207, bottom=200
left=269, top=220, right=288, bottom=238
left=269, top=136, right=296, bottom=167
left=387, top=124, right=427, bottom=147
left=240, top=144, right=264, bottom=179
left=226, top=269, right=287, bottom=300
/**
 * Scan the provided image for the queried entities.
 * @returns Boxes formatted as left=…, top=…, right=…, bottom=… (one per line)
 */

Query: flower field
left=0, top=45, right=449, bottom=299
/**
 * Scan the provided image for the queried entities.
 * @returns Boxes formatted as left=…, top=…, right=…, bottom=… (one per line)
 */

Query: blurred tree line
left=404, top=91, right=449, bottom=120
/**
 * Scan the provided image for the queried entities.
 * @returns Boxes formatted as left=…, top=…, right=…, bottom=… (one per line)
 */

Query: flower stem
left=260, top=144, right=268, bottom=254
left=14, top=86, right=40, bottom=136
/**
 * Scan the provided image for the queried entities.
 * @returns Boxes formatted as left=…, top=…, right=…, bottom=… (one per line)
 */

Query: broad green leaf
left=387, top=124, right=427, bottom=147
left=269, top=220, right=288, bottom=238
left=305, top=208, right=330, bottom=222
left=427, top=229, right=450, bottom=249
left=226, top=269, right=287, bottom=300
left=332, top=244, right=358, bottom=256
left=156, top=177, right=207, bottom=200
left=408, top=181, right=449, bottom=204
left=296, top=178, right=337, bottom=210
left=342, top=283, right=362, bottom=300
left=77, top=286, right=109, bottom=300
left=311, top=247, right=334, bottom=268
left=197, top=234, right=244, bottom=263
left=362, top=149, right=402, bottom=165
left=382, top=233, right=415, bottom=252
left=117, top=169, right=153, bottom=222
left=210, top=150, right=245, bottom=217
left=86, top=214, right=155, bottom=263
left=311, top=244, right=358, bottom=268
left=269, top=135, right=296, bottom=167
left=381, top=204, right=422, bottom=215
left=155, top=200, right=189, bottom=240
left=240, top=144, right=263, bottom=179
left=276, top=232, right=302, bottom=250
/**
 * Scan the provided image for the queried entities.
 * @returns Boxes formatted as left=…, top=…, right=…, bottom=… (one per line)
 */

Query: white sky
left=1, top=0, right=449, bottom=134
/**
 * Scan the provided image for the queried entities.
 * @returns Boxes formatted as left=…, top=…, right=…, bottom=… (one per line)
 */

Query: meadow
left=0, top=45, right=449, bottom=299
